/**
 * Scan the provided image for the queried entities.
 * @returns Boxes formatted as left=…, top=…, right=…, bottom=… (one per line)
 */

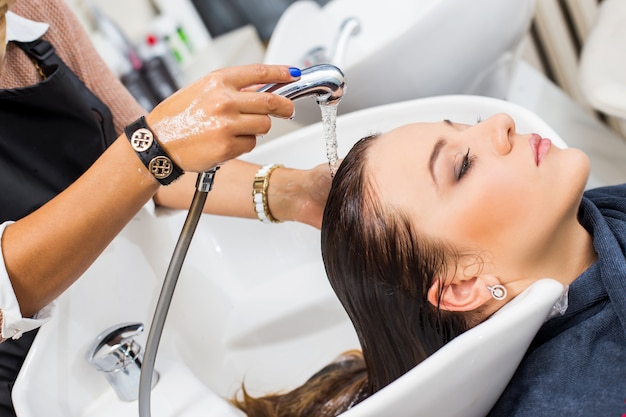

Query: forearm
left=155, top=159, right=329, bottom=228
left=154, top=159, right=260, bottom=218
left=1, top=136, right=159, bottom=317
left=1, top=64, right=300, bottom=318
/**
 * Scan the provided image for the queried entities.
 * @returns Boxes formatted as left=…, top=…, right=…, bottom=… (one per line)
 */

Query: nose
left=484, top=113, right=515, bottom=155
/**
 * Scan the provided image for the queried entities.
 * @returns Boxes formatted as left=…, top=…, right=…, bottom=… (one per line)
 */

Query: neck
left=506, top=213, right=596, bottom=297
left=551, top=216, right=597, bottom=285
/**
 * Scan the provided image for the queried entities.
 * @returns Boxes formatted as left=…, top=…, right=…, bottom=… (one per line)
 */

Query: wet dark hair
left=232, top=350, right=368, bottom=417
left=233, top=134, right=474, bottom=416
left=321, top=134, right=471, bottom=394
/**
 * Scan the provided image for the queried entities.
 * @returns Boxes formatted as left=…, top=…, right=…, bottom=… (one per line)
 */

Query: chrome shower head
left=257, top=64, right=346, bottom=105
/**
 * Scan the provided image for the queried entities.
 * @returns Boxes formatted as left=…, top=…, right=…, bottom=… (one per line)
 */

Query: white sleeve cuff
left=0, top=221, right=54, bottom=340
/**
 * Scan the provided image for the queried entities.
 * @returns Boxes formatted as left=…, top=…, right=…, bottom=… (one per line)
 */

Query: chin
left=548, top=148, right=589, bottom=211
left=562, top=147, right=590, bottom=186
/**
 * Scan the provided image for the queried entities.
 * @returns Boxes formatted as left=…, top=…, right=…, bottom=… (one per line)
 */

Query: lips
left=529, top=134, right=552, bottom=166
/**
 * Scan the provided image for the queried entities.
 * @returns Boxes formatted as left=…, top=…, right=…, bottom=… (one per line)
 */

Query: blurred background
left=64, top=0, right=626, bottom=145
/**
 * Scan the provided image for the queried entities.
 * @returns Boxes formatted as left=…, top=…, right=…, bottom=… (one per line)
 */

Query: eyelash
left=456, top=148, right=476, bottom=181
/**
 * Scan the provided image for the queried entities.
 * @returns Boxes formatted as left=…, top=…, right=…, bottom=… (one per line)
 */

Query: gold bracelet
left=252, top=164, right=284, bottom=223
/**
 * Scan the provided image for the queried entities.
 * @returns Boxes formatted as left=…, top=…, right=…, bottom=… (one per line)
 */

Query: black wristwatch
left=124, top=116, right=183, bottom=185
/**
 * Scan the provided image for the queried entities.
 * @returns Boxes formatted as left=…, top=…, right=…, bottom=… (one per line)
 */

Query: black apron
left=0, top=39, right=117, bottom=415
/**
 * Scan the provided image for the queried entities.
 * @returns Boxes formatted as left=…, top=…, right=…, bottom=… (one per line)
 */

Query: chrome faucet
left=257, top=64, right=346, bottom=105
left=301, top=17, right=361, bottom=68
left=87, top=322, right=159, bottom=402
left=328, top=17, right=361, bottom=67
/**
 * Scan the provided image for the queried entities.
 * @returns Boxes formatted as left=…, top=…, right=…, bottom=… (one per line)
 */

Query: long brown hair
left=0, top=0, right=15, bottom=65
left=233, top=134, right=474, bottom=415
left=232, top=350, right=368, bottom=417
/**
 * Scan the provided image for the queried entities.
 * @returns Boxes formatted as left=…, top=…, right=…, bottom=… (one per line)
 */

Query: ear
left=427, top=275, right=501, bottom=312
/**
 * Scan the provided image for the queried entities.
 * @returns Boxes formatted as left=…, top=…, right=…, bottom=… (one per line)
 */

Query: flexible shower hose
left=136, top=66, right=344, bottom=416
left=138, top=169, right=218, bottom=417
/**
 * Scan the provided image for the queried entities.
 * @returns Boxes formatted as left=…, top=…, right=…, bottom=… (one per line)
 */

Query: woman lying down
left=233, top=113, right=626, bottom=417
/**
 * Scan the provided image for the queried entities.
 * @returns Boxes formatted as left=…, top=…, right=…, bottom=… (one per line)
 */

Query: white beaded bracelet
left=252, top=164, right=284, bottom=223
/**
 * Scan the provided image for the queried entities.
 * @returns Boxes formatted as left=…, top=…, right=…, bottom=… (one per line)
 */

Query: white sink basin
left=15, top=95, right=567, bottom=417
left=264, top=0, right=536, bottom=124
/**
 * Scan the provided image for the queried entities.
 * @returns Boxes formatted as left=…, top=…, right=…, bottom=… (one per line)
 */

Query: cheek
left=420, top=150, right=587, bottom=254
left=438, top=171, right=535, bottom=246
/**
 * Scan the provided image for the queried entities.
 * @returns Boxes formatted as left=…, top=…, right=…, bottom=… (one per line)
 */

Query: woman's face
left=366, top=113, right=590, bottom=280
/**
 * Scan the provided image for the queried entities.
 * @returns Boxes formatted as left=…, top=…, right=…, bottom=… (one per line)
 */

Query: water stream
left=320, top=103, right=339, bottom=177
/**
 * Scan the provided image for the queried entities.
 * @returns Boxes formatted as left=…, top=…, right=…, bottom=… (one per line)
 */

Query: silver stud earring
left=487, top=284, right=507, bottom=301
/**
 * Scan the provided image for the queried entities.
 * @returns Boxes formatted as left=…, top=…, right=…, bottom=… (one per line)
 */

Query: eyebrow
left=429, top=138, right=447, bottom=186
left=428, top=120, right=456, bottom=185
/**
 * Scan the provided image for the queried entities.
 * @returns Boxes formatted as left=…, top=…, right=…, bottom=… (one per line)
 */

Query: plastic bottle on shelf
left=139, top=33, right=181, bottom=103
left=90, top=5, right=158, bottom=110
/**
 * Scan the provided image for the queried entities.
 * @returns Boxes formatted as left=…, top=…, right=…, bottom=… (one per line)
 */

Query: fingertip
left=289, top=67, right=301, bottom=77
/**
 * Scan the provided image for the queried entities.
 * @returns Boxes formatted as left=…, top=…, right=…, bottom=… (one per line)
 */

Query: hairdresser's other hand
left=267, top=162, right=333, bottom=229
left=146, top=64, right=299, bottom=173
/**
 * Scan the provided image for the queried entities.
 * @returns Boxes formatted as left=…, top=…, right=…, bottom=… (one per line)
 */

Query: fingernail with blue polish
left=289, top=67, right=301, bottom=77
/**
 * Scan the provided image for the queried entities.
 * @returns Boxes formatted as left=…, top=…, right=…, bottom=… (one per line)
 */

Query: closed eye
left=455, top=148, right=476, bottom=180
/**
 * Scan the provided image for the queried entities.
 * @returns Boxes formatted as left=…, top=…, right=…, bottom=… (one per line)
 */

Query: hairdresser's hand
left=146, top=64, right=299, bottom=173
left=267, top=162, right=333, bottom=229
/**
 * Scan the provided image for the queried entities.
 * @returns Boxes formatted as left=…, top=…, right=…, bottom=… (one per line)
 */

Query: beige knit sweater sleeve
left=1, top=0, right=145, bottom=134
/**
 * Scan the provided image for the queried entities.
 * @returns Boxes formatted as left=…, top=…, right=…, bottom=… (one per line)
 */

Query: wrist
left=124, top=116, right=184, bottom=186
left=265, top=167, right=305, bottom=223
left=253, top=164, right=285, bottom=223
left=270, top=166, right=328, bottom=229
